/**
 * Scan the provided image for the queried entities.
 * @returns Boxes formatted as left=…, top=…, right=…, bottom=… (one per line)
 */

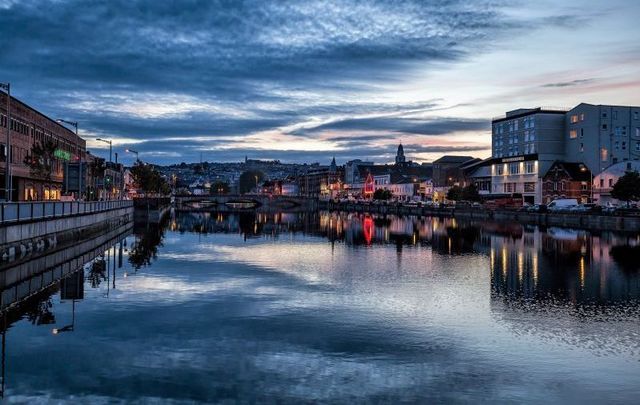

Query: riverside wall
left=323, top=201, right=640, bottom=232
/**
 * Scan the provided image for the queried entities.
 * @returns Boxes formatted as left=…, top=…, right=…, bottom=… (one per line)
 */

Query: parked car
left=526, top=204, right=547, bottom=213
left=569, top=203, right=600, bottom=213
left=547, top=198, right=579, bottom=212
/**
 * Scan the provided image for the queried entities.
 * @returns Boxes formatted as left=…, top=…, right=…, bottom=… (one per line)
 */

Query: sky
left=1, top=0, right=639, bottom=166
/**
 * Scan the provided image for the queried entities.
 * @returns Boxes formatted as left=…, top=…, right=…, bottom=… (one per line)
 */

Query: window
left=615, top=141, right=619, bottom=149
left=600, top=179, right=604, bottom=187
left=570, top=115, right=579, bottom=123
left=581, top=182, right=588, bottom=191
left=636, top=142, right=640, bottom=152
left=636, top=128, right=640, bottom=137
left=601, top=148, right=608, bottom=161
left=509, top=163, right=520, bottom=174
left=580, top=128, right=584, bottom=138
left=569, top=130, right=578, bottom=139
left=580, top=113, right=585, bottom=121
left=504, top=183, right=516, bottom=193
left=602, top=112, right=607, bottom=118
left=525, top=161, right=535, bottom=174
left=622, top=141, right=626, bottom=150
left=496, top=165, right=504, bottom=175
left=613, top=111, right=618, bottom=120
left=609, top=178, right=613, bottom=187
left=524, top=182, right=536, bottom=192
left=602, top=124, right=608, bottom=130
left=580, top=143, right=584, bottom=153
left=634, top=111, right=638, bottom=120
left=615, top=126, right=622, bottom=136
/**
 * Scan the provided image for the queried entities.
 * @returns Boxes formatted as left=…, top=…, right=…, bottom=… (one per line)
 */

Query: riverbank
left=322, top=200, right=640, bottom=232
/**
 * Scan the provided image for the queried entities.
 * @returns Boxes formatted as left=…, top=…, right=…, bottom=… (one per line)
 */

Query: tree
left=373, top=188, right=393, bottom=200
left=24, top=139, right=57, bottom=188
left=611, top=171, right=640, bottom=206
left=446, top=185, right=464, bottom=201
left=131, top=161, right=171, bottom=196
left=462, top=184, right=481, bottom=202
left=239, top=170, right=265, bottom=194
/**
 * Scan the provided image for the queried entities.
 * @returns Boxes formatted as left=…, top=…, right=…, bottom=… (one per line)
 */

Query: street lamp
left=96, top=138, right=113, bottom=162
left=57, top=119, right=83, bottom=200
left=579, top=164, right=594, bottom=203
left=125, top=148, right=139, bottom=161
left=1, top=82, right=11, bottom=201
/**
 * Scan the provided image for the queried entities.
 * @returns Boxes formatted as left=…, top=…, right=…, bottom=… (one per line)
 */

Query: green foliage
left=446, top=185, right=463, bottom=201
left=239, top=170, right=265, bottom=194
left=24, top=140, right=57, bottom=183
left=462, top=184, right=481, bottom=202
left=611, top=171, right=640, bottom=204
left=131, top=161, right=171, bottom=195
left=446, top=184, right=480, bottom=202
left=373, top=188, right=393, bottom=200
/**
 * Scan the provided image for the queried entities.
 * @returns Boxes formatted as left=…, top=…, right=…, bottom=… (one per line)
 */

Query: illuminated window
left=525, top=161, right=536, bottom=174
left=570, top=115, right=579, bottom=123
left=524, top=182, right=536, bottom=192
left=569, top=130, right=578, bottom=139
left=509, top=163, right=520, bottom=174
left=601, top=148, right=608, bottom=161
left=580, top=113, right=585, bottom=121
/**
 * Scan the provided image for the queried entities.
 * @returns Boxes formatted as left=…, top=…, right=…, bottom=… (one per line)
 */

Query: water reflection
left=174, top=210, right=640, bottom=306
left=0, top=210, right=638, bottom=402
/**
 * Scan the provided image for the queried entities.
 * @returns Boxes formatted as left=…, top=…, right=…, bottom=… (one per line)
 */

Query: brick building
left=541, top=161, right=591, bottom=204
left=1, top=92, right=86, bottom=201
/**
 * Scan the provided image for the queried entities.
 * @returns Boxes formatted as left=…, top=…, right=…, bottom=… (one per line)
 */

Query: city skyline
left=1, top=0, right=639, bottom=165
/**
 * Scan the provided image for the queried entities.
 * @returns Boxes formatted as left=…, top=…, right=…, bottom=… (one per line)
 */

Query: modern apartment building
left=490, top=108, right=566, bottom=203
left=488, top=103, right=640, bottom=204
left=1, top=92, right=86, bottom=201
left=565, top=103, right=640, bottom=174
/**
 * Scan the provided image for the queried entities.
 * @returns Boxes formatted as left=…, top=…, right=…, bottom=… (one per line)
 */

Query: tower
left=395, top=143, right=406, bottom=164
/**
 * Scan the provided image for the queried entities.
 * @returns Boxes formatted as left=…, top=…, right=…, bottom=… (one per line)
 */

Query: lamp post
left=56, top=119, right=83, bottom=200
left=96, top=138, right=112, bottom=162
left=1, top=83, right=10, bottom=201
left=579, top=164, right=594, bottom=203
left=125, top=148, right=139, bottom=162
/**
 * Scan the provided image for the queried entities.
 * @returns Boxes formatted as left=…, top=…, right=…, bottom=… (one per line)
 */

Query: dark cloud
left=0, top=0, right=545, bottom=163
left=541, top=79, right=595, bottom=88
left=299, top=117, right=490, bottom=137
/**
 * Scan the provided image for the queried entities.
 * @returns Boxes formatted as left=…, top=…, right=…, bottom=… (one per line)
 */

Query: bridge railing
left=0, top=200, right=133, bottom=225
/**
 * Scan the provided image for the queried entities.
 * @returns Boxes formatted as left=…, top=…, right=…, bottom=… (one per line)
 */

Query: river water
left=1, top=210, right=639, bottom=403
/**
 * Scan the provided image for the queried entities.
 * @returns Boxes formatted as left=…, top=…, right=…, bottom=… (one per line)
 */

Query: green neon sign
left=54, top=149, right=72, bottom=161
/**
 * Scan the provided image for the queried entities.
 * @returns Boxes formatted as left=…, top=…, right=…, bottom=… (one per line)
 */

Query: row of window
left=0, top=113, right=79, bottom=155
left=493, top=117, right=536, bottom=135
left=494, top=161, right=536, bottom=176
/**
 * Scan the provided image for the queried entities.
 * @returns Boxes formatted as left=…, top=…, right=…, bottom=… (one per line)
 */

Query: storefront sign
left=54, top=149, right=72, bottom=161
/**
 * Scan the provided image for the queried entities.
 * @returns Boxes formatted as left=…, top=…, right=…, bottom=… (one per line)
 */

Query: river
left=1, top=210, right=639, bottom=403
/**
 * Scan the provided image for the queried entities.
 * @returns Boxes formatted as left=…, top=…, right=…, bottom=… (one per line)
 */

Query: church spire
left=395, top=143, right=406, bottom=164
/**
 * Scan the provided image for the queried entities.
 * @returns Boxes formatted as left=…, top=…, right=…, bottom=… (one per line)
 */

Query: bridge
left=174, top=194, right=318, bottom=212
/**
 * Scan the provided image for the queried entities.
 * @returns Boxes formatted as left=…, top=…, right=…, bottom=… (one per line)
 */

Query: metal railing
left=0, top=200, right=133, bottom=224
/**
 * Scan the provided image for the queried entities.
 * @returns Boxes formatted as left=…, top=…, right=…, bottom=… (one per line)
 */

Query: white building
left=593, top=161, right=640, bottom=205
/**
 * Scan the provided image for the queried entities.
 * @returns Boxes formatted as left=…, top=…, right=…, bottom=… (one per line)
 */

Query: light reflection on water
left=1, top=210, right=639, bottom=403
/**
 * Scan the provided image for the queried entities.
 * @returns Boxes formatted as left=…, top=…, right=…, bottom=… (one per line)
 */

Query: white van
left=547, top=198, right=579, bottom=211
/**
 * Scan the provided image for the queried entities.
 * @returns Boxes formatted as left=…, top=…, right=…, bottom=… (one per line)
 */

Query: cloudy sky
left=1, top=0, right=639, bottom=165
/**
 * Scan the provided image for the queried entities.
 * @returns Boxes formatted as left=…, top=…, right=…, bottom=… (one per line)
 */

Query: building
left=490, top=107, right=566, bottom=204
left=592, top=161, right=640, bottom=206
left=489, top=104, right=640, bottom=204
left=565, top=103, right=640, bottom=175
left=1, top=92, right=86, bottom=201
left=297, top=158, right=344, bottom=198
left=432, top=155, right=476, bottom=187
left=541, top=161, right=591, bottom=204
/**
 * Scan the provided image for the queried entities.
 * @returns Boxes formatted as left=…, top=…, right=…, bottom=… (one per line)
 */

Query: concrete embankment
left=1, top=201, right=133, bottom=266
left=0, top=222, right=132, bottom=311
left=323, top=201, right=640, bottom=232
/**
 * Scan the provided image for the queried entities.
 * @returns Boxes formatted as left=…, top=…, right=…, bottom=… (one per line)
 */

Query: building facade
left=541, top=161, right=591, bottom=204
left=565, top=103, right=640, bottom=174
left=1, top=92, right=86, bottom=201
